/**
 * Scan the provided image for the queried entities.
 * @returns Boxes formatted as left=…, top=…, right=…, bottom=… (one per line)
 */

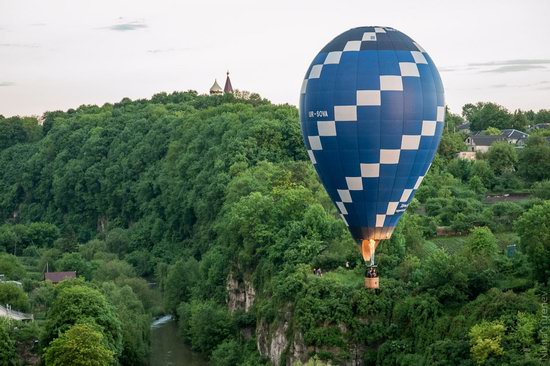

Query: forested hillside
left=0, top=92, right=548, bottom=366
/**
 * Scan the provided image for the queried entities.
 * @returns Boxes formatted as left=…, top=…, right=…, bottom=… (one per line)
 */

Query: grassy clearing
left=431, top=231, right=519, bottom=255
left=430, top=236, right=468, bottom=255
left=316, top=267, right=364, bottom=287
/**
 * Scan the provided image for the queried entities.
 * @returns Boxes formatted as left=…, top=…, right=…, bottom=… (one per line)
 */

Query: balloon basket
left=364, top=276, right=379, bottom=289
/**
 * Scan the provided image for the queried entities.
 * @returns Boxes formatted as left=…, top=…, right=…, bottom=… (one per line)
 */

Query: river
left=150, top=315, right=209, bottom=366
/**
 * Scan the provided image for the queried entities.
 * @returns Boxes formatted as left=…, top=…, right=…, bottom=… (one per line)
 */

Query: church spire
left=223, top=71, right=233, bottom=94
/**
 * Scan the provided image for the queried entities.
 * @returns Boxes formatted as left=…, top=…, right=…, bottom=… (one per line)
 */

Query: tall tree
left=44, top=323, right=115, bottom=366
left=463, top=102, right=513, bottom=131
left=0, top=318, right=17, bottom=366
left=518, top=136, right=550, bottom=181
left=515, top=201, right=550, bottom=283
left=486, top=142, right=518, bottom=175
left=44, top=284, right=122, bottom=357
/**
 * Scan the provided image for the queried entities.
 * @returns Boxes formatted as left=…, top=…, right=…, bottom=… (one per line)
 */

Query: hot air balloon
left=299, top=26, right=444, bottom=289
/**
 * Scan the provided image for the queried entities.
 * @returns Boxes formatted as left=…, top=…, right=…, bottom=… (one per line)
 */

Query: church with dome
left=210, top=71, right=234, bottom=95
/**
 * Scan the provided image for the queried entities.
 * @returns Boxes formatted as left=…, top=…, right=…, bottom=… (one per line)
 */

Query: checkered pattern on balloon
left=300, top=26, right=445, bottom=260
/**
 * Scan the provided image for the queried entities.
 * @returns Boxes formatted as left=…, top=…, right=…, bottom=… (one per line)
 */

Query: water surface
left=150, top=315, right=209, bottom=366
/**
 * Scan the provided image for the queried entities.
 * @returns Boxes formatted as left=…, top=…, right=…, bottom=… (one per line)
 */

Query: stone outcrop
left=256, top=319, right=289, bottom=365
left=226, top=272, right=256, bottom=312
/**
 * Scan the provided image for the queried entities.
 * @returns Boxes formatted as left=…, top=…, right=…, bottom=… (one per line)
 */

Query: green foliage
left=534, top=109, right=550, bottom=124
left=448, top=158, right=473, bottom=182
left=177, top=300, right=234, bottom=353
left=210, top=339, right=242, bottom=366
left=1, top=94, right=548, bottom=365
left=461, top=288, right=539, bottom=323
left=438, top=132, right=467, bottom=160
left=531, top=180, right=550, bottom=199
left=487, top=142, right=518, bottom=175
left=485, top=202, right=523, bottom=232
left=55, top=252, right=94, bottom=280
left=0, top=252, right=26, bottom=280
left=414, top=249, right=469, bottom=304
left=484, top=127, right=501, bottom=136
left=445, top=107, right=465, bottom=132
left=93, top=259, right=136, bottom=282
left=0, top=223, right=60, bottom=255
left=515, top=201, right=550, bottom=283
left=106, top=228, right=131, bottom=257
left=471, top=160, right=495, bottom=190
left=463, top=102, right=513, bottom=131
left=101, top=282, right=151, bottom=366
left=164, top=257, right=199, bottom=312
left=44, top=322, right=115, bottom=366
left=469, top=176, right=487, bottom=195
left=125, top=250, right=154, bottom=277
left=0, top=116, right=41, bottom=150
left=0, top=282, right=30, bottom=312
left=518, top=136, right=550, bottom=182
left=44, top=284, right=123, bottom=357
left=465, top=227, right=498, bottom=260
left=0, top=318, right=17, bottom=366
left=469, top=320, right=505, bottom=365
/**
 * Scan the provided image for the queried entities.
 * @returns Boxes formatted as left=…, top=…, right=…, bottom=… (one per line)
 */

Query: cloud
left=0, top=82, right=15, bottom=87
left=0, top=43, right=39, bottom=48
left=489, top=81, right=549, bottom=89
left=146, top=47, right=203, bottom=54
left=483, top=65, right=546, bottom=73
left=469, top=59, right=550, bottom=66
left=463, top=59, right=550, bottom=73
left=106, top=20, right=147, bottom=31
left=147, top=48, right=176, bottom=54
left=438, top=67, right=457, bottom=72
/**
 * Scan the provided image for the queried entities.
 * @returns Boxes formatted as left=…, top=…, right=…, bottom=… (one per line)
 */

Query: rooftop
left=224, top=71, right=233, bottom=94
left=209, top=79, right=222, bottom=94
left=44, top=271, right=77, bottom=283
left=468, top=135, right=506, bottom=146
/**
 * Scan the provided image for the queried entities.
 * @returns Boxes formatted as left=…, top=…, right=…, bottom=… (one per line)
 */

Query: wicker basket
left=364, top=276, right=379, bottom=289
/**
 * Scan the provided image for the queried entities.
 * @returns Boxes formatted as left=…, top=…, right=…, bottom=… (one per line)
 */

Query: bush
left=0, top=282, right=30, bottom=312
left=43, top=284, right=122, bottom=357
left=0, top=253, right=26, bottom=280
left=177, top=300, right=234, bottom=354
left=44, top=322, right=115, bottom=366
left=515, top=201, right=550, bottom=283
left=531, top=180, right=550, bottom=199
left=0, top=318, right=17, bottom=365
left=210, top=339, right=242, bottom=366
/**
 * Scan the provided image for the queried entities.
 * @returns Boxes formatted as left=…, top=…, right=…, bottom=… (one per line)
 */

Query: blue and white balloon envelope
left=299, top=26, right=444, bottom=259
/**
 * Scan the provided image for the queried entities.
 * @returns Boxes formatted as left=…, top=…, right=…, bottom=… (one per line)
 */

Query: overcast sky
left=1, top=0, right=549, bottom=117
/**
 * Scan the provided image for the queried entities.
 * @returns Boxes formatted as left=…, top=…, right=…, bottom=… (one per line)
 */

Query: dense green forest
left=0, top=92, right=549, bottom=366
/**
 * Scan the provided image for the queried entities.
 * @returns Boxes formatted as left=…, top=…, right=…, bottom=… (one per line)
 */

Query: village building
left=43, top=271, right=77, bottom=284
left=464, top=128, right=529, bottom=153
left=456, top=122, right=471, bottom=134
left=457, top=151, right=476, bottom=160
left=464, top=135, right=506, bottom=153
left=528, top=122, right=550, bottom=132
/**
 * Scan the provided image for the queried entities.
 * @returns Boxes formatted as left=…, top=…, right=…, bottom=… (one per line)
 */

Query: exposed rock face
left=290, top=330, right=308, bottom=365
left=256, top=318, right=364, bottom=365
left=225, top=274, right=316, bottom=365
left=256, top=319, right=289, bottom=365
left=226, top=272, right=255, bottom=312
